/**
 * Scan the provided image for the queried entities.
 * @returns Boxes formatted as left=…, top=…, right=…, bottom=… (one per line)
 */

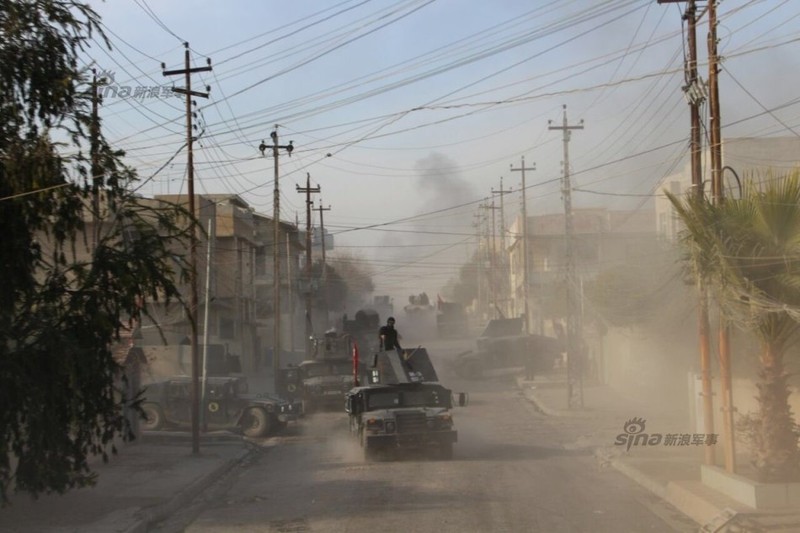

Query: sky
left=81, top=0, right=800, bottom=307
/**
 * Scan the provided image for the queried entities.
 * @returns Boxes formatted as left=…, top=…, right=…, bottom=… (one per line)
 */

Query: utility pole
left=473, top=212, right=484, bottom=320
left=492, top=179, right=513, bottom=318
left=707, top=0, right=735, bottom=473
left=510, top=158, right=536, bottom=333
left=659, top=0, right=719, bottom=469
left=162, top=42, right=212, bottom=454
left=479, top=202, right=499, bottom=319
left=90, top=69, right=102, bottom=250
left=549, top=104, right=584, bottom=409
left=258, top=128, right=294, bottom=392
left=297, top=174, right=320, bottom=358
left=315, top=202, right=331, bottom=329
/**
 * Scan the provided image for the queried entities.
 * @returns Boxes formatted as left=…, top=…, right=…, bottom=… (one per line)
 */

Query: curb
left=123, top=444, right=255, bottom=533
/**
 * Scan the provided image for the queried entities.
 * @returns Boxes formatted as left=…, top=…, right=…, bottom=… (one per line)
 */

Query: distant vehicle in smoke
left=455, top=317, right=562, bottom=379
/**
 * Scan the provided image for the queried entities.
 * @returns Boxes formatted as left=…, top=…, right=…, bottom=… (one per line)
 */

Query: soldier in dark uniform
left=379, top=316, right=402, bottom=353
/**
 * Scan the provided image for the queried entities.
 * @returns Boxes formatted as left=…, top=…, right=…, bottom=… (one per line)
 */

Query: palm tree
left=667, top=171, right=800, bottom=482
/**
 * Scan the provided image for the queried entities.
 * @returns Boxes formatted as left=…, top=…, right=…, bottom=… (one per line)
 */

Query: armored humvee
left=346, top=381, right=458, bottom=460
left=345, top=346, right=465, bottom=460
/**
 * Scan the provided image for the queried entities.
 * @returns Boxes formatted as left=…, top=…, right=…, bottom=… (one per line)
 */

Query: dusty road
left=154, top=340, right=695, bottom=533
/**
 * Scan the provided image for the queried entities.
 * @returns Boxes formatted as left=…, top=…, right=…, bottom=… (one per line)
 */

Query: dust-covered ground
left=152, top=338, right=695, bottom=533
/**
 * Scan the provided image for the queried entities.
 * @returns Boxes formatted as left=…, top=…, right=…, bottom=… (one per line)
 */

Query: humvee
left=345, top=381, right=458, bottom=460
left=141, top=376, right=301, bottom=438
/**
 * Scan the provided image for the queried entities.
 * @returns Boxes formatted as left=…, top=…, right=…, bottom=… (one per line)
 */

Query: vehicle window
left=366, top=392, right=400, bottom=409
left=168, top=382, right=189, bottom=398
left=402, top=389, right=441, bottom=407
left=304, top=364, right=330, bottom=378
left=332, top=362, right=352, bottom=375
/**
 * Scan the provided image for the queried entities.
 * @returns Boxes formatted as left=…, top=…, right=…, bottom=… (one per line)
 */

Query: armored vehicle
left=345, top=346, right=465, bottom=460
left=345, top=381, right=458, bottom=460
left=141, top=376, right=301, bottom=438
left=455, top=317, right=562, bottom=379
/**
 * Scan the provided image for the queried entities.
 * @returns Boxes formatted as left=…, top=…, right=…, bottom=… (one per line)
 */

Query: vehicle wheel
left=241, top=407, right=271, bottom=438
left=141, top=403, right=164, bottom=431
left=440, top=442, right=454, bottom=460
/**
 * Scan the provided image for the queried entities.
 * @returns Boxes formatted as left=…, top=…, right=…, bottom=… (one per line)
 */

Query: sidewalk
left=0, top=433, right=252, bottom=533
left=517, top=375, right=800, bottom=532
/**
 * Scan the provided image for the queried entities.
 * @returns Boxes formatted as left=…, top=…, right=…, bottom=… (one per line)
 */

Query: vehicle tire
left=440, top=441, right=454, bottom=460
left=141, top=403, right=164, bottom=431
left=241, top=407, right=271, bottom=438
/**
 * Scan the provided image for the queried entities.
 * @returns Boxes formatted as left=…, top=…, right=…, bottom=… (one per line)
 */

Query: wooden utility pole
left=549, top=104, right=584, bottom=409
left=258, top=129, right=294, bottom=391
left=315, top=202, right=331, bottom=329
left=707, top=0, right=735, bottom=473
left=297, top=174, right=320, bottom=358
left=510, top=158, right=535, bottom=333
left=659, top=0, right=721, bottom=469
left=162, top=42, right=212, bottom=454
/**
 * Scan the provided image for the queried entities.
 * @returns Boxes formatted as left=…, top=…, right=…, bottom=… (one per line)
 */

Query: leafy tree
left=0, top=0, right=191, bottom=502
left=667, top=173, right=800, bottom=482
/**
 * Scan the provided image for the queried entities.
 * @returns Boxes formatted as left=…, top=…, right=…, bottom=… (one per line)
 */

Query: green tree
left=1, top=0, right=191, bottom=502
left=668, top=173, right=800, bottom=481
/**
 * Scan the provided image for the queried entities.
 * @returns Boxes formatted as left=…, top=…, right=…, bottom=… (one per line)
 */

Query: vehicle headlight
left=436, top=413, right=453, bottom=428
left=384, top=420, right=396, bottom=434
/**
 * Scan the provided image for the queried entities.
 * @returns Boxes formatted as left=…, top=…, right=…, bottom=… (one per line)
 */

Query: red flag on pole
left=352, top=340, right=360, bottom=387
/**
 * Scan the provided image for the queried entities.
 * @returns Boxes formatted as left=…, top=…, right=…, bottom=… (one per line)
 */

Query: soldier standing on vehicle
left=379, top=316, right=402, bottom=354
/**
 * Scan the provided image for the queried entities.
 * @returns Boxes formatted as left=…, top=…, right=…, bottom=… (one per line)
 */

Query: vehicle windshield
left=304, top=361, right=352, bottom=378
left=365, top=387, right=445, bottom=410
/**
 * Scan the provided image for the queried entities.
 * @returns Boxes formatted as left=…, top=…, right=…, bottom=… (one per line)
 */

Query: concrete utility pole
left=549, top=104, right=584, bottom=409
left=510, top=158, right=535, bottom=333
left=473, top=212, right=485, bottom=319
left=480, top=202, right=500, bottom=318
left=297, top=174, right=320, bottom=358
left=162, top=43, right=212, bottom=454
left=492, top=179, right=513, bottom=318
left=315, top=202, right=331, bottom=329
left=258, top=128, right=294, bottom=392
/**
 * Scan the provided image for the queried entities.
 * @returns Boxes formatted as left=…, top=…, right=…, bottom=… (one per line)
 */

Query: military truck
left=345, top=346, right=465, bottom=460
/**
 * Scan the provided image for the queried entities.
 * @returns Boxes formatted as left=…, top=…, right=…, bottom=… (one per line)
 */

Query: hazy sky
left=83, top=0, right=800, bottom=304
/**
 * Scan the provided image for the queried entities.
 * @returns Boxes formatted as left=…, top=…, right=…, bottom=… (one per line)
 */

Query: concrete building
left=507, top=206, right=658, bottom=334
left=655, top=137, right=800, bottom=241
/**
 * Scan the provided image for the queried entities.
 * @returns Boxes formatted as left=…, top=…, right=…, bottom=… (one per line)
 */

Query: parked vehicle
left=140, top=376, right=301, bottom=438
